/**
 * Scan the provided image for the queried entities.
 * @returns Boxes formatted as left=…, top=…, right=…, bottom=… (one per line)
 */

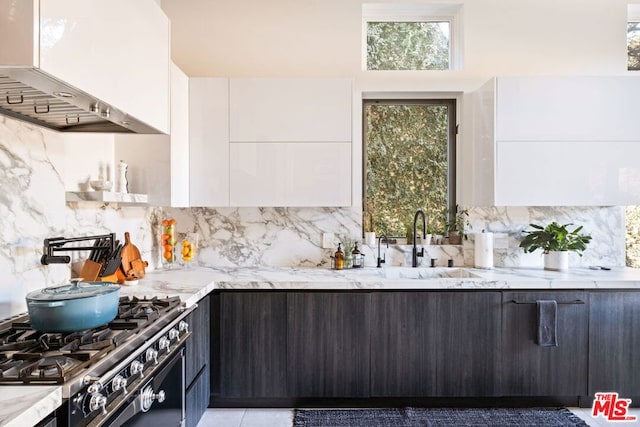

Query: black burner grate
left=0, top=296, right=182, bottom=384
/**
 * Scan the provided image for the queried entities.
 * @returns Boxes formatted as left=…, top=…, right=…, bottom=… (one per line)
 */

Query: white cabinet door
left=496, top=76, right=640, bottom=142
left=113, top=63, right=189, bottom=206
left=39, top=0, right=170, bottom=134
left=169, top=63, right=190, bottom=207
left=463, top=76, right=640, bottom=206
left=229, top=78, right=352, bottom=142
left=495, top=140, right=640, bottom=206
left=189, top=78, right=230, bottom=207
left=229, top=143, right=351, bottom=207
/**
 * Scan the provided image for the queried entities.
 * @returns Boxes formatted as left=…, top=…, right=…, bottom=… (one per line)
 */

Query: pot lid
left=26, top=279, right=120, bottom=301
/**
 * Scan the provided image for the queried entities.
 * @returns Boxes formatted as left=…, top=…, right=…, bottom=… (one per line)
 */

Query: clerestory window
left=363, top=3, right=463, bottom=71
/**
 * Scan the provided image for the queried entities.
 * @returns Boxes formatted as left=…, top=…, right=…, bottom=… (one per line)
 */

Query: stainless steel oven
left=95, top=345, right=185, bottom=426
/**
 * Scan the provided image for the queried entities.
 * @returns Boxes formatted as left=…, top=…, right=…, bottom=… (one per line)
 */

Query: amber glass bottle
left=334, top=243, right=344, bottom=270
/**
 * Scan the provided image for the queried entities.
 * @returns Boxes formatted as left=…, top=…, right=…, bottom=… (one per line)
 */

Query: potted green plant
left=341, top=238, right=356, bottom=269
left=519, top=222, right=592, bottom=271
left=446, top=207, right=470, bottom=245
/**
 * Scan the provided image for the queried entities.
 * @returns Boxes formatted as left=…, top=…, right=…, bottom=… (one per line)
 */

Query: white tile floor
left=197, top=407, right=640, bottom=427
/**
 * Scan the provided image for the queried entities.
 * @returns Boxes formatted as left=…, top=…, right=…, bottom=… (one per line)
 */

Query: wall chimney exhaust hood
left=0, top=0, right=170, bottom=134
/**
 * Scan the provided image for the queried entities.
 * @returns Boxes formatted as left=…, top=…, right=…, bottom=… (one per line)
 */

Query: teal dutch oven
left=26, top=278, right=120, bottom=332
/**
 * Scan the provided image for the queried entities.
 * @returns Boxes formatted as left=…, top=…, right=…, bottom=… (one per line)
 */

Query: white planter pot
left=364, top=231, right=376, bottom=247
left=544, top=251, right=569, bottom=271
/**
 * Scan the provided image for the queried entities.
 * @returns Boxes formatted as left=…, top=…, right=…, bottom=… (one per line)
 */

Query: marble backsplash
left=164, top=205, right=625, bottom=270
left=0, top=114, right=627, bottom=318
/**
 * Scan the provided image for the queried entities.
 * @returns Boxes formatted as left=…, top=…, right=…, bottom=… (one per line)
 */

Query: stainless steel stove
left=0, top=296, right=192, bottom=426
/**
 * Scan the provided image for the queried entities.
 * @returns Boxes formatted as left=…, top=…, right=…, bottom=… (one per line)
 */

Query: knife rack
left=41, top=233, right=116, bottom=265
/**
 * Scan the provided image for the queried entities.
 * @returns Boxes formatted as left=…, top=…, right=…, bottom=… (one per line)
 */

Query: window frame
left=362, top=3, right=463, bottom=71
left=362, top=98, right=457, bottom=238
left=628, top=5, right=640, bottom=71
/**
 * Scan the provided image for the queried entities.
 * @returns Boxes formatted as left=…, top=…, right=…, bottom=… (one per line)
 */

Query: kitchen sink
left=381, top=267, right=482, bottom=280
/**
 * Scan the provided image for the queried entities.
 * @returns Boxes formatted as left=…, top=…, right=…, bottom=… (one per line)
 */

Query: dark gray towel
left=537, top=300, right=558, bottom=347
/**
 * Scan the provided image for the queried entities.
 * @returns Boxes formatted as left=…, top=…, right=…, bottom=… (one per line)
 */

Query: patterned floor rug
left=293, top=407, right=588, bottom=427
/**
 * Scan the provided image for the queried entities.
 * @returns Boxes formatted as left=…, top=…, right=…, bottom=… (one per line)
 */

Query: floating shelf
left=65, top=191, right=148, bottom=205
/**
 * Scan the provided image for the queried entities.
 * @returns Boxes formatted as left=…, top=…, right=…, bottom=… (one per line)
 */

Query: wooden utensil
left=79, top=260, right=103, bottom=282
left=121, top=231, right=147, bottom=280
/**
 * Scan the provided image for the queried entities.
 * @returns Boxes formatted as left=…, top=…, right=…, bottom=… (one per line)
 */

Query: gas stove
left=0, top=295, right=193, bottom=426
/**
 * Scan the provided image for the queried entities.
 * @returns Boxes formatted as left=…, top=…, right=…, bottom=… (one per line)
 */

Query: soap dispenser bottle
left=334, top=243, right=344, bottom=270
left=352, top=243, right=363, bottom=268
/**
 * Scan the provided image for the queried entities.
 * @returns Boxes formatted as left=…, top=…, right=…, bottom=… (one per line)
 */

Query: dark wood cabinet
left=185, top=368, right=210, bottom=427
left=211, top=288, right=639, bottom=405
left=436, top=292, right=502, bottom=396
left=287, top=292, right=371, bottom=397
left=501, top=291, right=588, bottom=396
left=218, top=292, right=287, bottom=398
left=370, top=292, right=500, bottom=397
left=589, top=291, right=640, bottom=398
left=370, top=292, right=437, bottom=397
left=185, top=295, right=211, bottom=427
left=186, top=295, right=210, bottom=387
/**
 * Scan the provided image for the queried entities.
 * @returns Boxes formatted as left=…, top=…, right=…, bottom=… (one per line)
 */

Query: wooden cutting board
left=121, top=231, right=147, bottom=280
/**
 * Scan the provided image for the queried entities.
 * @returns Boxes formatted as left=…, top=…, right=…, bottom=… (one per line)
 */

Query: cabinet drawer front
left=229, top=78, right=352, bottom=142
left=230, top=142, right=351, bottom=207
left=496, top=77, right=640, bottom=142
left=496, top=140, right=640, bottom=206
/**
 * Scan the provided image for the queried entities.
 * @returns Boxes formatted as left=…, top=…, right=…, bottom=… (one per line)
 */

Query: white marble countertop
left=0, top=386, right=61, bottom=427
left=4, top=264, right=640, bottom=426
left=167, top=265, right=640, bottom=291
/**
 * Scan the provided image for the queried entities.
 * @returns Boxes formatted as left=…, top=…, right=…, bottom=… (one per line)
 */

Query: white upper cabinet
left=187, top=77, right=353, bottom=207
left=462, top=76, right=640, bottom=206
left=114, top=63, right=189, bottom=206
left=229, top=142, right=351, bottom=207
left=189, top=78, right=230, bottom=207
left=229, top=78, right=352, bottom=142
left=495, top=77, right=640, bottom=142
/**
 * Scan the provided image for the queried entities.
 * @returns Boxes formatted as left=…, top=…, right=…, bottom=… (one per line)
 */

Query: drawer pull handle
left=510, top=299, right=585, bottom=305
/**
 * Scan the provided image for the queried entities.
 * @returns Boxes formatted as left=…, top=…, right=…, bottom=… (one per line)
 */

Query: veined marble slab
left=0, top=386, right=61, bottom=427
left=135, top=266, right=640, bottom=292
left=117, top=268, right=217, bottom=307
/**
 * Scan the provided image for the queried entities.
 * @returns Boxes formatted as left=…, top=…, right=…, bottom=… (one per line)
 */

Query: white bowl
left=90, top=180, right=113, bottom=191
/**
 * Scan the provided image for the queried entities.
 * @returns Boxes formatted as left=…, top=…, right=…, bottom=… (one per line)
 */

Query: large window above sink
left=363, top=99, right=456, bottom=237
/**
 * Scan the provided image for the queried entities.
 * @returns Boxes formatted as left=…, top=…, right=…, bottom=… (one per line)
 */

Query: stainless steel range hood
left=0, top=68, right=161, bottom=133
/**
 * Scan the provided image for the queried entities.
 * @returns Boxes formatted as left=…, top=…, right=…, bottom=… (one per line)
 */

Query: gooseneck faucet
left=412, top=210, right=427, bottom=267
left=377, top=235, right=389, bottom=268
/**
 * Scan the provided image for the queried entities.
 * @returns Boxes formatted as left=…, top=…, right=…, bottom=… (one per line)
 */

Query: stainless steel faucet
left=412, top=210, right=427, bottom=267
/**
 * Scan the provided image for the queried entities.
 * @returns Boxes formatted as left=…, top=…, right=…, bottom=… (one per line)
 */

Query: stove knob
left=130, top=360, right=144, bottom=378
left=89, top=393, right=107, bottom=415
left=112, top=375, right=128, bottom=395
left=178, top=321, right=189, bottom=334
left=145, top=348, right=159, bottom=365
left=158, top=336, right=170, bottom=351
left=168, top=328, right=179, bottom=341
left=87, top=380, right=104, bottom=395
left=141, top=386, right=166, bottom=412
